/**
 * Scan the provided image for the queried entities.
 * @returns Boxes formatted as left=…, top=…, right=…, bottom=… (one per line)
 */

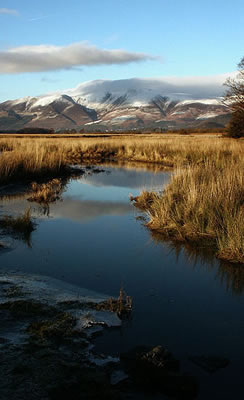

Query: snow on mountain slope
left=0, top=77, right=230, bottom=131
left=63, top=76, right=225, bottom=108
left=175, top=99, right=221, bottom=106
left=29, top=94, right=69, bottom=109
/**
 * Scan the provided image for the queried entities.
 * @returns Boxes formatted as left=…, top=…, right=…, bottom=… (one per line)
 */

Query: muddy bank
left=0, top=273, right=122, bottom=400
left=0, top=273, right=200, bottom=400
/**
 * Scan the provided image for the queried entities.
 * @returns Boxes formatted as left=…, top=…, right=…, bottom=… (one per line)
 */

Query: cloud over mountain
left=0, top=42, right=155, bottom=74
left=66, top=74, right=236, bottom=101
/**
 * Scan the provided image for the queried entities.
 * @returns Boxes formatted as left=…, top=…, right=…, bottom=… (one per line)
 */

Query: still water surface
left=0, top=165, right=244, bottom=399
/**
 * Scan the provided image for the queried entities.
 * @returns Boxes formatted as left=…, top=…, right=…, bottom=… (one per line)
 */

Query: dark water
left=0, top=165, right=244, bottom=399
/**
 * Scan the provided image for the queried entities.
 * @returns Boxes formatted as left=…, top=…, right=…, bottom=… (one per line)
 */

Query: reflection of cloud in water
left=51, top=197, right=133, bottom=221
left=81, top=168, right=170, bottom=190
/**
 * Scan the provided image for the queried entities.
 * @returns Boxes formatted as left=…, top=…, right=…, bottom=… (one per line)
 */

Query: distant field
left=0, top=131, right=222, bottom=139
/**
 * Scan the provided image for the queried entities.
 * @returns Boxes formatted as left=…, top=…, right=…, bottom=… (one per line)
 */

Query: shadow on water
left=150, top=230, right=244, bottom=296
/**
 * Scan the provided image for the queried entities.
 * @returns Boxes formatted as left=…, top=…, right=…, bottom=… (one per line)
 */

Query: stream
left=0, top=164, right=244, bottom=399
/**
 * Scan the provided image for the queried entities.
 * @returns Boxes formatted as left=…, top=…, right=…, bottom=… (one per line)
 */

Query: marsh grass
left=93, top=288, right=132, bottom=319
left=1, top=135, right=244, bottom=262
left=136, top=161, right=244, bottom=264
left=0, top=208, right=35, bottom=246
left=28, top=178, right=63, bottom=204
left=0, top=139, right=67, bottom=183
left=130, top=191, right=158, bottom=209
left=0, top=135, right=243, bottom=183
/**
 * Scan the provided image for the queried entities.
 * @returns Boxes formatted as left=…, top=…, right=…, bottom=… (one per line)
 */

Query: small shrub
left=225, top=111, right=244, bottom=138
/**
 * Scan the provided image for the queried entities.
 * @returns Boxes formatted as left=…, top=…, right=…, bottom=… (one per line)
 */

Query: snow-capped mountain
left=0, top=78, right=230, bottom=131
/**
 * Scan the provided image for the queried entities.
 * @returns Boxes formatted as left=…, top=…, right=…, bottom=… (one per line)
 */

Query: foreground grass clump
left=136, top=162, right=244, bottom=264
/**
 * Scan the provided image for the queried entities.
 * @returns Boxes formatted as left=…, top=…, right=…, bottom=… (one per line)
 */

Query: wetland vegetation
left=0, top=133, right=244, bottom=263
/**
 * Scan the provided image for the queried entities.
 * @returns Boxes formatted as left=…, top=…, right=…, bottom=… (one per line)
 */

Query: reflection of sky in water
left=52, top=198, right=133, bottom=221
left=0, top=167, right=169, bottom=220
left=80, top=168, right=170, bottom=189
left=0, top=165, right=244, bottom=399
left=64, top=181, right=135, bottom=203
left=65, top=167, right=170, bottom=203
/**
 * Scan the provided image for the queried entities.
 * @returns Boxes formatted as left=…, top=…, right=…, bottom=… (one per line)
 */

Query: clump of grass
left=136, top=162, right=244, bottom=264
left=0, top=208, right=34, bottom=233
left=28, top=178, right=63, bottom=204
left=130, top=191, right=158, bottom=210
left=94, top=288, right=132, bottom=318
left=0, top=138, right=68, bottom=184
left=0, top=208, right=35, bottom=246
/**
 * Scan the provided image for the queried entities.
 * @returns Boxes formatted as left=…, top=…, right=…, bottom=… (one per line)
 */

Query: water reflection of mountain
left=151, top=230, right=244, bottom=296
left=100, top=160, right=170, bottom=174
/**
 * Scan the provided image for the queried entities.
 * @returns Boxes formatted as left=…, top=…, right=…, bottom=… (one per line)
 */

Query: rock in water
left=121, top=345, right=198, bottom=399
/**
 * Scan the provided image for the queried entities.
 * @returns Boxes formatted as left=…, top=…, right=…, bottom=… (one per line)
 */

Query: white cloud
left=66, top=73, right=238, bottom=101
left=0, top=8, right=19, bottom=16
left=0, top=42, right=155, bottom=74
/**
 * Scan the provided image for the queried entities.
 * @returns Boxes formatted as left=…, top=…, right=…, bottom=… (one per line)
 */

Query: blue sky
left=0, top=0, right=243, bottom=102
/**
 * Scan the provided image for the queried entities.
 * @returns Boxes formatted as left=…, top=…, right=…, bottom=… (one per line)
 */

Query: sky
left=0, top=0, right=243, bottom=102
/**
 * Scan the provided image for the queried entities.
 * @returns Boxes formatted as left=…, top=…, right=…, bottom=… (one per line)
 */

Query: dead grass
left=135, top=161, right=244, bottom=264
left=0, top=135, right=243, bottom=184
left=1, top=135, right=244, bottom=263
left=0, top=207, right=34, bottom=232
left=130, top=191, right=158, bottom=210
left=0, top=208, right=35, bottom=246
left=28, top=178, right=63, bottom=204
left=92, top=288, right=132, bottom=319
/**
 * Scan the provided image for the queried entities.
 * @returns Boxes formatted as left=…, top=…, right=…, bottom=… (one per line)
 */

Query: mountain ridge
left=0, top=78, right=230, bottom=131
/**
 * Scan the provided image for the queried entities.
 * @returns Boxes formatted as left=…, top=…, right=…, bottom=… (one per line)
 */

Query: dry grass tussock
left=135, top=160, right=244, bottom=264
left=28, top=179, right=63, bottom=204
left=0, top=207, right=33, bottom=232
left=92, top=288, right=132, bottom=319
left=0, top=139, right=67, bottom=183
left=0, top=207, right=35, bottom=246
